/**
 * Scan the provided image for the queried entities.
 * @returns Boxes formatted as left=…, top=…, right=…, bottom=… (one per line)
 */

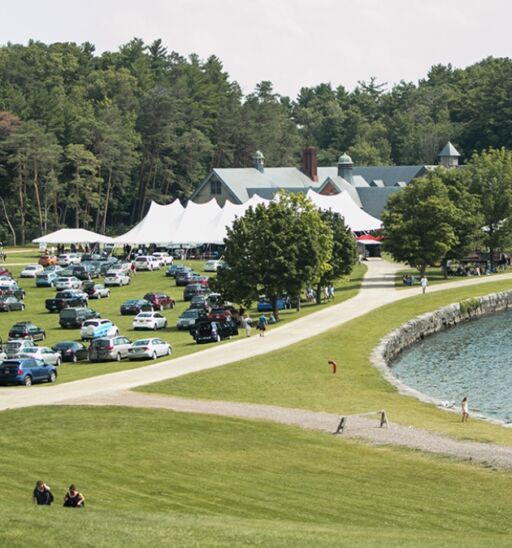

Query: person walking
left=243, top=315, right=252, bottom=337
left=130, top=261, right=137, bottom=276
left=420, top=275, right=428, bottom=294
left=32, top=480, right=54, bottom=505
left=63, top=484, right=85, bottom=507
left=257, top=314, right=268, bottom=337
left=461, top=396, right=469, bottom=422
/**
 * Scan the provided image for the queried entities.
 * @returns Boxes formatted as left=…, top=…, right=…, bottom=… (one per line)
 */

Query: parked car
left=0, top=277, right=19, bottom=290
left=106, top=262, right=132, bottom=276
left=183, top=283, right=209, bottom=301
left=132, top=311, right=168, bottom=330
left=35, top=271, right=58, bottom=288
left=166, top=264, right=189, bottom=278
left=190, top=294, right=211, bottom=311
left=38, top=255, right=58, bottom=267
left=83, top=282, right=110, bottom=299
left=176, top=308, right=204, bottom=330
left=257, top=297, right=286, bottom=312
left=88, top=336, right=132, bottom=362
left=120, top=299, right=152, bottom=315
left=0, top=296, right=25, bottom=312
left=80, top=319, right=119, bottom=341
left=52, top=341, right=89, bottom=363
left=208, top=307, right=233, bottom=323
left=0, top=286, right=25, bottom=301
left=143, top=293, right=176, bottom=310
left=8, top=321, right=46, bottom=341
left=134, top=255, right=159, bottom=271
left=59, top=307, right=100, bottom=328
left=20, top=264, right=44, bottom=278
left=58, top=253, right=81, bottom=266
left=104, top=272, right=131, bottom=286
left=0, top=267, right=12, bottom=277
left=128, top=338, right=172, bottom=360
left=54, top=276, right=83, bottom=290
left=203, top=259, right=224, bottom=272
left=190, top=275, right=209, bottom=287
left=191, top=318, right=238, bottom=344
left=176, top=270, right=197, bottom=286
left=19, top=346, right=62, bottom=366
left=70, top=265, right=99, bottom=281
left=0, top=358, right=57, bottom=386
left=45, top=290, right=88, bottom=312
left=5, top=338, right=36, bottom=359
left=151, top=252, right=173, bottom=266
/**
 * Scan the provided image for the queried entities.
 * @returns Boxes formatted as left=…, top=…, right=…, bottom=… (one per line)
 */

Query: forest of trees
left=0, top=38, right=512, bottom=243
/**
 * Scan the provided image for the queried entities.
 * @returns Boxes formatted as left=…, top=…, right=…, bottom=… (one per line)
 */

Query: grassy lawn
left=141, top=278, right=512, bottom=446
left=1, top=405, right=512, bottom=546
left=0, top=250, right=365, bottom=384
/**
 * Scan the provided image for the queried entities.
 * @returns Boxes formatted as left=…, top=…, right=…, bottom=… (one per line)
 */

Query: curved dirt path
left=65, top=390, right=512, bottom=469
left=1, top=259, right=512, bottom=413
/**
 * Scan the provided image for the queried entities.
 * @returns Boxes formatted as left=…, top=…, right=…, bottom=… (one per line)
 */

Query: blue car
left=0, top=358, right=57, bottom=386
left=257, top=298, right=285, bottom=312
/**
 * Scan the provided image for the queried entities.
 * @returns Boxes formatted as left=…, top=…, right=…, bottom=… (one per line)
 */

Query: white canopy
left=33, top=228, right=114, bottom=245
left=113, top=190, right=381, bottom=245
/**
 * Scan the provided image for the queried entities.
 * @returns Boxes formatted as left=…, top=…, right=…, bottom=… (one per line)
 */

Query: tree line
left=0, top=39, right=512, bottom=243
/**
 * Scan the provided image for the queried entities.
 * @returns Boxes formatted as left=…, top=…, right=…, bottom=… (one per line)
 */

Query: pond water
left=391, top=309, right=512, bottom=423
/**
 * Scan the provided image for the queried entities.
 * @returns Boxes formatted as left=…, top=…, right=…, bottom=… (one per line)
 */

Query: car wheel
left=166, top=346, right=171, bottom=356
left=116, top=353, right=121, bottom=362
left=40, top=333, right=46, bottom=341
left=72, top=354, right=78, bottom=363
left=23, top=375, right=32, bottom=387
left=216, top=334, right=221, bottom=343
left=153, top=324, right=157, bottom=331
left=107, top=291, right=110, bottom=297
left=97, top=293, right=101, bottom=299
left=159, top=304, right=163, bottom=311
left=56, top=357, right=61, bottom=366
left=20, top=304, right=25, bottom=311
left=152, top=351, right=157, bottom=360
left=163, top=321, right=168, bottom=329
left=48, top=371, right=56, bottom=383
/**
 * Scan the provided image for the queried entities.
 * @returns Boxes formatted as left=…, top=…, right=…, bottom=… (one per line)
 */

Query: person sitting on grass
left=63, top=484, right=85, bottom=507
left=32, top=480, right=54, bottom=505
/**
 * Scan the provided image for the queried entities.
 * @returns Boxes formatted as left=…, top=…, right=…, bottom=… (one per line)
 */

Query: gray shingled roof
left=353, top=166, right=428, bottom=187
left=438, top=141, right=461, bottom=157
left=356, top=187, right=401, bottom=219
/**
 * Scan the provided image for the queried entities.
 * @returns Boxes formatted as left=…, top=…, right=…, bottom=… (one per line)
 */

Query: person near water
left=461, top=396, right=469, bottom=422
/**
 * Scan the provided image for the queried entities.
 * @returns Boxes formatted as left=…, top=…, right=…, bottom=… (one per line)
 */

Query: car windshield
left=133, top=340, right=151, bottom=346
left=6, top=342, right=22, bottom=349
left=92, top=339, right=111, bottom=348
left=53, top=342, right=75, bottom=350
left=137, top=313, right=152, bottom=318
left=124, top=300, right=139, bottom=305
left=105, top=273, right=117, bottom=278
left=24, top=347, right=39, bottom=353
left=83, top=320, right=99, bottom=327
left=26, top=266, right=38, bottom=270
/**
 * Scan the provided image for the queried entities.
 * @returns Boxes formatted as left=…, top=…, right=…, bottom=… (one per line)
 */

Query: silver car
left=18, top=346, right=62, bottom=366
left=4, top=339, right=35, bottom=359
left=88, top=336, right=132, bottom=362
left=128, top=338, right=172, bottom=360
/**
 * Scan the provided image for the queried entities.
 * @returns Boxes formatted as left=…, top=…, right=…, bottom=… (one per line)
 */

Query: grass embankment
left=0, top=251, right=365, bottom=384
left=1, top=406, right=512, bottom=546
left=142, top=278, right=512, bottom=446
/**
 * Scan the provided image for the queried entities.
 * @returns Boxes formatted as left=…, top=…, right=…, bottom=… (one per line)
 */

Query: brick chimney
left=302, top=146, right=318, bottom=182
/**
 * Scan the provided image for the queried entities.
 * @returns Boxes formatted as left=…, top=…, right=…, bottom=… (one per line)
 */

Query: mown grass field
left=1, top=406, right=512, bottom=547
left=142, top=278, right=512, bottom=446
left=0, top=249, right=365, bottom=384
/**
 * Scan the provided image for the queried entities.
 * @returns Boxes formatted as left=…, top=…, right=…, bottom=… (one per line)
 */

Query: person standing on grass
left=258, top=314, right=268, bottom=337
left=130, top=261, right=137, bottom=276
left=461, top=396, right=469, bottom=422
left=243, top=315, right=252, bottom=337
left=32, top=480, right=54, bottom=505
left=420, top=275, right=428, bottom=294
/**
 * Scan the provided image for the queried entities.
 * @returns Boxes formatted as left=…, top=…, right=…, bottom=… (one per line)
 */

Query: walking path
left=3, top=259, right=512, bottom=466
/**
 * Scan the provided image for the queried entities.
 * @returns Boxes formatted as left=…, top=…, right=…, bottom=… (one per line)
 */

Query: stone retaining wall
left=370, top=291, right=512, bottom=405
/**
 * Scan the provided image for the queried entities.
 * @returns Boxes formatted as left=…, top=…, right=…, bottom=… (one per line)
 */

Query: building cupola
left=438, top=141, right=461, bottom=168
left=252, top=150, right=265, bottom=173
left=337, top=152, right=354, bottom=184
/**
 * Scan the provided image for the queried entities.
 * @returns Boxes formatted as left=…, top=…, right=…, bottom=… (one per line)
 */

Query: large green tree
left=214, top=192, right=333, bottom=316
left=381, top=176, right=462, bottom=276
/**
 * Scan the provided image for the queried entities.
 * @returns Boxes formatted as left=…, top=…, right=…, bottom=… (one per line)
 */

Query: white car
left=87, top=283, right=111, bottom=299
left=80, top=319, right=119, bottom=341
left=133, top=311, right=168, bottom=330
left=106, top=262, right=132, bottom=275
left=104, top=272, right=131, bottom=286
left=54, top=276, right=83, bottom=290
left=19, top=346, right=62, bottom=366
left=204, top=259, right=225, bottom=272
left=134, top=255, right=160, bottom=271
left=20, top=264, right=44, bottom=278
left=0, top=277, right=18, bottom=288
left=58, top=253, right=81, bottom=266
left=152, top=252, right=173, bottom=266
left=128, top=337, right=172, bottom=360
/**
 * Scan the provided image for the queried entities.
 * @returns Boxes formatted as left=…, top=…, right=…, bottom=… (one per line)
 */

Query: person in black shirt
left=63, top=484, right=85, bottom=507
left=32, top=480, right=54, bottom=505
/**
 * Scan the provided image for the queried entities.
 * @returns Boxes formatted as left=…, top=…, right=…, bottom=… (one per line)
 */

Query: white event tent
left=33, top=228, right=115, bottom=245
left=113, top=191, right=382, bottom=245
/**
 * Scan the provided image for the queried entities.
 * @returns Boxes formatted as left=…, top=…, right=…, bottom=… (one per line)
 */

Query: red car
left=208, top=307, right=232, bottom=322
left=0, top=267, right=12, bottom=277
left=143, top=293, right=176, bottom=310
left=190, top=275, right=209, bottom=287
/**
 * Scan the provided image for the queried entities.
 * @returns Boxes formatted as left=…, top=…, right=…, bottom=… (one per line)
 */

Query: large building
left=191, top=143, right=461, bottom=219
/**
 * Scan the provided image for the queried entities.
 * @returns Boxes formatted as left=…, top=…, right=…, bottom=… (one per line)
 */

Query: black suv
left=45, top=290, right=88, bottom=312
left=59, top=307, right=101, bottom=328
left=183, top=283, right=208, bottom=301
left=190, top=317, right=238, bottom=343
left=8, top=321, right=46, bottom=341
left=120, top=299, right=153, bottom=316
